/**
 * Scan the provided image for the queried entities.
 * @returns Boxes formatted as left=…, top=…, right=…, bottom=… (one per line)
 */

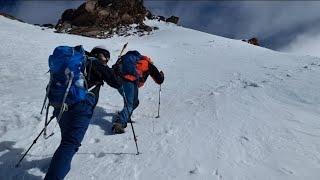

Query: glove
left=112, top=63, right=120, bottom=76
left=160, top=71, right=164, bottom=78
left=159, top=71, right=164, bottom=84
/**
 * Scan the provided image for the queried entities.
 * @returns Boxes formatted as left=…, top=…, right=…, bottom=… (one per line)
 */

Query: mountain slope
left=1, top=16, right=320, bottom=180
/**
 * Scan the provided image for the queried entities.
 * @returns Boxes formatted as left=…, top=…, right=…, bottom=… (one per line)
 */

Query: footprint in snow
left=96, top=152, right=106, bottom=158
left=279, top=167, right=294, bottom=175
left=243, top=81, right=260, bottom=88
left=214, top=169, right=223, bottom=180
left=113, top=155, right=124, bottom=163
left=185, top=99, right=194, bottom=105
left=32, top=115, right=42, bottom=122
left=182, top=42, right=190, bottom=46
left=240, top=136, right=249, bottom=145
left=89, top=138, right=100, bottom=144
left=189, top=166, right=200, bottom=175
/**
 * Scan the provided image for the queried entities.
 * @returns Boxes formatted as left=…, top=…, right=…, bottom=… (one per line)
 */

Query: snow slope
left=1, top=16, right=320, bottom=180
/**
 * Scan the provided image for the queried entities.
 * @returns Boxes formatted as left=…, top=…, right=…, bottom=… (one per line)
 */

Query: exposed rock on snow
left=55, top=0, right=179, bottom=38
left=55, top=0, right=151, bottom=38
left=166, top=16, right=179, bottom=24
left=242, top=37, right=260, bottom=46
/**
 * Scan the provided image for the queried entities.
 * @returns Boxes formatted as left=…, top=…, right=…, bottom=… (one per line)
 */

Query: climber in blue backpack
left=44, top=45, right=121, bottom=180
left=112, top=50, right=164, bottom=134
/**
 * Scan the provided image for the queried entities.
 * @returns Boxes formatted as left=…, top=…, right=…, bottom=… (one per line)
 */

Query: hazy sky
left=1, top=0, right=320, bottom=56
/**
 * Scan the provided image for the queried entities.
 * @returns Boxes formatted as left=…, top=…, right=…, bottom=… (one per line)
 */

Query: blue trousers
left=44, top=93, right=96, bottom=180
left=118, top=81, right=139, bottom=127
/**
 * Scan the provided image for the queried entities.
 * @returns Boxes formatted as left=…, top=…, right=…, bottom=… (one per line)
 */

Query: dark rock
left=121, top=13, right=134, bottom=24
left=42, top=24, right=55, bottom=28
left=72, top=3, right=88, bottom=19
left=166, top=16, right=179, bottom=24
left=158, top=16, right=166, bottom=21
left=247, top=38, right=259, bottom=46
left=98, top=9, right=110, bottom=17
left=135, top=14, right=145, bottom=24
left=137, top=23, right=152, bottom=32
left=146, top=10, right=155, bottom=19
left=62, top=22, right=72, bottom=29
left=55, top=0, right=167, bottom=38
left=55, top=21, right=72, bottom=33
left=72, top=13, right=97, bottom=26
left=98, top=0, right=113, bottom=8
left=61, top=9, right=74, bottom=22
left=69, top=27, right=103, bottom=38
left=85, top=0, right=97, bottom=13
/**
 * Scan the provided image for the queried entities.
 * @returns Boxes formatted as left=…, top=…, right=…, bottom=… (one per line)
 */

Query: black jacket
left=85, top=57, right=121, bottom=89
left=139, top=63, right=164, bottom=86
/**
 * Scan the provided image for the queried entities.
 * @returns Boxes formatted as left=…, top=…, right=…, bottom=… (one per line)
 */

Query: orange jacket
left=122, top=56, right=164, bottom=87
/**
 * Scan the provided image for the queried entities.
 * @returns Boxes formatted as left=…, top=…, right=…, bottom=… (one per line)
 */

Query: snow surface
left=1, top=16, right=320, bottom=180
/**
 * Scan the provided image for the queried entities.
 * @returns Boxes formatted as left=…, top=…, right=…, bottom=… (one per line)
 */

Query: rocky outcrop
left=55, top=0, right=179, bottom=38
left=56, top=0, right=152, bottom=38
left=42, top=24, right=55, bottom=28
left=166, top=16, right=179, bottom=24
left=242, top=37, right=260, bottom=46
left=248, top=38, right=259, bottom=46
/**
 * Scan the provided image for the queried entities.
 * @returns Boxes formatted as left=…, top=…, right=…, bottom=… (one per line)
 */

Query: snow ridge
left=1, top=16, right=320, bottom=180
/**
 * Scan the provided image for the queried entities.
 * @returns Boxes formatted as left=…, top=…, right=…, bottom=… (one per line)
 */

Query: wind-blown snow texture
left=1, top=16, right=320, bottom=180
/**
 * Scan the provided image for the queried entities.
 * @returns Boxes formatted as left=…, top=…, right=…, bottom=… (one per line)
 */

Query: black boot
left=112, top=123, right=125, bottom=134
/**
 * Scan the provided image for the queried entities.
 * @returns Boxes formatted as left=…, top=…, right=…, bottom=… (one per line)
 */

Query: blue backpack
left=47, top=45, right=87, bottom=108
left=119, top=50, right=142, bottom=79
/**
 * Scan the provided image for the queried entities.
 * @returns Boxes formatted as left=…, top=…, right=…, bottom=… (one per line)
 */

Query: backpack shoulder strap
left=85, top=57, right=97, bottom=81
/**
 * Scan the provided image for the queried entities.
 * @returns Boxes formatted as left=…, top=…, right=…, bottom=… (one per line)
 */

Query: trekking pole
left=46, top=72, right=74, bottom=139
left=40, top=94, right=48, bottom=115
left=16, top=116, right=55, bottom=168
left=156, top=85, right=161, bottom=118
left=114, top=42, right=139, bottom=153
left=16, top=73, right=75, bottom=167
left=118, top=42, right=128, bottom=59
left=41, top=78, right=52, bottom=137
left=43, top=105, right=50, bottom=137
left=122, top=87, right=140, bottom=155
left=40, top=77, right=52, bottom=115
left=115, top=42, right=128, bottom=66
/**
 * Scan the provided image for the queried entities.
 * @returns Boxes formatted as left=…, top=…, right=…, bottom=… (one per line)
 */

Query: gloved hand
left=160, top=71, right=164, bottom=78
left=159, top=71, right=164, bottom=84
left=112, top=63, right=121, bottom=76
left=89, top=84, right=101, bottom=98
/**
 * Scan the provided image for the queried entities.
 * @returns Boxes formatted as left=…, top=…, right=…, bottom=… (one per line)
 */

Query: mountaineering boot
left=112, top=123, right=125, bottom=134
left=113, top=112, right=128, bottom=128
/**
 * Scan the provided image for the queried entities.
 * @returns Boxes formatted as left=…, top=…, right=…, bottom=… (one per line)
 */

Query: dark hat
left=91, top=45, right=110, bottom=59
